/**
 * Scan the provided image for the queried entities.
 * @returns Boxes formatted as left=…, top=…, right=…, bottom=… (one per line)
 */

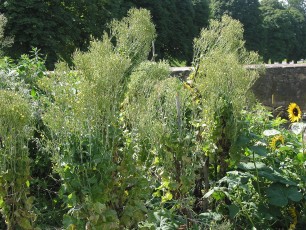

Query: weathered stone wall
left=252, top=64, right=306, bottom=111
left=170, top=64, right=306, bottom=112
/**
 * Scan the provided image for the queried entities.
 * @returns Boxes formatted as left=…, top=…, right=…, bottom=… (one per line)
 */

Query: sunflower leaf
left=286, top=186, right=303, bottom=202
left=238, top=162, right=268, bottom=171
left=291, top=122, right=306, bottom=135
left=266, top=183, right=288, bottom=207
left=263, top=129, right=280, bottom=136
left=249, top=146, right=267, bottom=156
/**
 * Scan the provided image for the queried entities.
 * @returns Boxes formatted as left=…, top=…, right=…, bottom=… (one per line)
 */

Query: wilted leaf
left=238, top=162, right=267, bottom=171
left=93, top=202, right=106, bottom=213
left=291, top=122, right=306, bottom=135
left=25, top=196, right=34, bottom=210
left=263, top=129, right=280, bottom=136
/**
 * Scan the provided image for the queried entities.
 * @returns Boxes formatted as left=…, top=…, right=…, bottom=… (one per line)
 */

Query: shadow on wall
left=252, top=64, right=306, bottom=113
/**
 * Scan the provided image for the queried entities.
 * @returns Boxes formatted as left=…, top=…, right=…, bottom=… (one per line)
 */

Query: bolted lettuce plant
left=41, top=8, right=156, bottom=229
left=122, top=60, right=201, bottom=224
left=0, top=90, right=35, bottom=229
left=191, top=15, right=262, bottom=185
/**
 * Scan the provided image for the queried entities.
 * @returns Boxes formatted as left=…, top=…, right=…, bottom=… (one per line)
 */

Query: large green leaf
left=228, top=204, right=240, bottom=218
left=296, top=152, right=305, bottom=163
left=286, top=186, right=303, bottom=202
left=266, top=183, right=303, bottom=207
left=258, top=169, right=297, bottom=186
left=266, top=183, right=288, bottom=207
left=249, top=146, right=268, bottom=156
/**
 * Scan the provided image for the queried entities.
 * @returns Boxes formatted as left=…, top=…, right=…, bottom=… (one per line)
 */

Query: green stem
left=235, top=190, right=256, bottom=228
left=252, top=151, right=261, bottom=196
left=302, top=128, right=305, bottom=154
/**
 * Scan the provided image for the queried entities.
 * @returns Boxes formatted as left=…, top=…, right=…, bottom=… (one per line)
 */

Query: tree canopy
left=0, top=0, right=305, bottom=67
left=210, top=0, right=306, bottom=62
left=210, top=0, right=264, bottom=53
left=0, top=0, right=209, bottom=68
left=260, top=0, right=306, bottom=62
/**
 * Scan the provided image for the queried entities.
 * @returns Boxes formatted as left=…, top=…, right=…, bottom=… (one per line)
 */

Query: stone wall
left=170, top=64, right=306, bottom=112
left=252, top=64, right=306, bottom=112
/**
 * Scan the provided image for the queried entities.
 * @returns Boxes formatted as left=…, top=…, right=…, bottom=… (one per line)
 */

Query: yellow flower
left=287, top=103, right=302, bottom=122
left=269, top=135, right=284, bottom=150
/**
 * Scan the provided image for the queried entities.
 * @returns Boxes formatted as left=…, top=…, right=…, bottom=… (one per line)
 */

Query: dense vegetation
left=210, top=0, right=306, bottom=63
left=1, top=0, right=306, bottom=68
left=0, top=0, right=209, bottom=68
left=0, top=8, right=305, bottom=229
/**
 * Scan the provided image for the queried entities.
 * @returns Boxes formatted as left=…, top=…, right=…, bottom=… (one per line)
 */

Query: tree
left=210, top=0, right=264, bottom=53
left=286, top=0, right=306, bottom=60
left=1, top=0, right=78, bottom=68
left=260, top=0, right=306, bottom=62
left=1, top=0, right=209, bottom=68
left=283, top=0, right=306, bottom=12
left=0, top=0, right=124, bottom=68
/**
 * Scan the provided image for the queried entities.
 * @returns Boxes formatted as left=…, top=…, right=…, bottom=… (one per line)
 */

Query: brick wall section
left=170, top=64, right=306, bottom=112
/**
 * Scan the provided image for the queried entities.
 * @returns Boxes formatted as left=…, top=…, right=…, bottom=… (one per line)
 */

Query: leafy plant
left=0, top=90, right=35, bottom=230
left=204, top=104, right=306, bottom=229
left=40, top=8, right=156, bottom=229
left=187, top=16, right=262, bottom=215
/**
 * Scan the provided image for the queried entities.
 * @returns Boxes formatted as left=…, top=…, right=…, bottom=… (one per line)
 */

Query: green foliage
left=0, top=90, right=35, bottom=230
left=260, top=0, right=306, bottom=62
left=0, top=6, right=305, bottom=230
left=192, top=15, right=261, bottom=175
left=110, top=8, right=156, bottom=67
left=123, top=61, right=197, bottom=203
left=1, top=0, right=209, bottom=68
left=0, top=49, right=65, bottom=229
left=210, top=0, right=264, bottom=53
left=205, top=106, right=306, bottom=228
left=1, top=0, right=306, bottom=67
left=209, top=0, right=306, bottom=63
left=40, top=9, right=156, bottom=229
left=0, top=13, right=13, bottom=56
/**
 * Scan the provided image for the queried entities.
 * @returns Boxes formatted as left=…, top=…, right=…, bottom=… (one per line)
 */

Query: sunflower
left=287, top=103, right=302, bottom=123
left=269, top=134, right=284, bottom=150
